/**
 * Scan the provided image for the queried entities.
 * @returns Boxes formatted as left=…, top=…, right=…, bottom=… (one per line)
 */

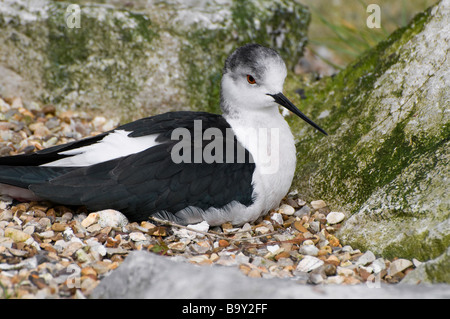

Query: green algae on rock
left=0, top=0, right=309, bottom=121
left=287, top=0, right=449, bottom=278
left=402, top=247, right=450, bottom=284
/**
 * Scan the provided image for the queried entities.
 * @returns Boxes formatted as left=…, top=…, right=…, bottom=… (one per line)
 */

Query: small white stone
left=296, top=255, right=324, bottom=272
left=299, top=244, right=319, bottom=256
left=96, top=209, right=128, bottom=228
left=267, top=244, right=280, bottom=253
left=91, top=244, right=107, bottom=257
left=236, top=252, right=250, bottom=264
left=356, top=250, right=376, bottom=266
left=270, top=212, right=283, bottom=224
left=86, top=224, right=102, bottom=233
left=24, top=237, right=41, bottom=251
left=23, top=225, right=35, bottom=235
left=371, top=258, right=386, bottom=274
left=342, top=245, right=353, bottom=252
left=187, top=221, right=209, bottom=233
left=173, top=228, right=197, bottom=240
left=129, top=232, right=147, bottom=242
left=279, top=204, right=295, bottom=215
left=81, top=213, right=99, bottom=228
left=63, top=227, right=75, bottom=241
left=388, top=259, right=413, bottom=276
left=241, top=223, right=252, bottom=232
left=311, top=200, right=327, bottom=209
left=38, top=230, right=55, bottom=239
left=309, top=273, right=324, bottom=284
left=294, top=205, right=311, bottom=217
left=326, top=212, right=345, bottom=224
left=54, top=239, right=69, bottom=252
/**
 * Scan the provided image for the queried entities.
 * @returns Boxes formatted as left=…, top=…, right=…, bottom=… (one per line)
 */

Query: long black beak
left=268, top=93, right=328, bottom=136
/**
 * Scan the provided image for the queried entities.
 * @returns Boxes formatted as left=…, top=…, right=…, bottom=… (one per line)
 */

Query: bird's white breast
left=225, top=107, right=297, bottom=218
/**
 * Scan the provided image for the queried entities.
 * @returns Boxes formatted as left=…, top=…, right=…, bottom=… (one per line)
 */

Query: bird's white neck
left=224, top=104, right=297, bottom=212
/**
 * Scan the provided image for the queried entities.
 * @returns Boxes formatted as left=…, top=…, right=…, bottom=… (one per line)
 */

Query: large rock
left=91, top=251, right=450, bottom=299
left=402, top=247, right=450, bottom=284
left=287, top=0, right=449, bottom=276
left=0, top=0, right=309, bottom=121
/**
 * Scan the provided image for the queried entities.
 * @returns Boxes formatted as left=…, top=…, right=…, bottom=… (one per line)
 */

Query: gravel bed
left=0, top=97, right=420, bottom=298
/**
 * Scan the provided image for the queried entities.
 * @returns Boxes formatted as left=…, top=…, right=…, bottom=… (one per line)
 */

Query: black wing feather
left=0, top=133, right=108, bottom=166
left=0, top=111, right=256, bottom=223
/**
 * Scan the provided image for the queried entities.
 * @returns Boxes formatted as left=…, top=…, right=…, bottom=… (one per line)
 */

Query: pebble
left=311, top=200, right=327, bottom=209
left=308, top=221, right=320, bottom=233
left=38, top=218, right=52, bottom=230
left=52, top=223, right=68, bottom=232
left=299, top=244, right=319, bottom=256
left=294, top=205, right=311, bottom=217
left=356, top=250, right=376, bottom=266
left=309, top=273, right=324, bottom=285
left=371, top=258, right=386, bottom=274
left=39, top=230, right=56, bottom=239
left=296, top=256, right=324, bottom=272
left=97, top=209, right=128, bottom=228
left=129, top=232, right=146, bottom=242
left=293, top=221, right=308, bottom=233
left=325, top=255, right=341, bottom=267
left=278, top=204, right=295, bottom=215
left=4, top=227, right=31, bottom=242
left=270, top=213, right=283, bottom=224
left=81, top=213, right=99, bottom=228
left=23, top=225, right=35, bottom=235
left=388, top=259, right=413, bottom=276
left=323, top=263, right=337, bottom=276
left=326, top=212, right=345, bottom=224
left=267, top=244, right=281, bottom=254
left=186, top=221, right=209, bottom=233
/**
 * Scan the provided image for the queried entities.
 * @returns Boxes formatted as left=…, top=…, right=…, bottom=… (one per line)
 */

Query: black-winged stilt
left=0, top=44, right=327, bottom=226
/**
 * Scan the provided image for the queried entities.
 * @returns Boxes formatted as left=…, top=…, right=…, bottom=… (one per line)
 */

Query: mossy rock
left=0, top=0, right=309, bottom=121
left=286, top=0, right=449, bottom=281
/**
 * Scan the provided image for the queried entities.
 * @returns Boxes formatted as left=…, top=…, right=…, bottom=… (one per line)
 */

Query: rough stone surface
left=91, top=250, right=450, bottom=299
left=402, top=247, right=450, bottom=284
left=288, top=0, right=449, bottom=272
left=0, top=0, right=309, bottom=122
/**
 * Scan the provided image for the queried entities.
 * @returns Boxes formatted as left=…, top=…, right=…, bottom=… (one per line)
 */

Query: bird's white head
left=221, top=43, right=287, bottom=113
left=220, top=43, right=327, bottom=135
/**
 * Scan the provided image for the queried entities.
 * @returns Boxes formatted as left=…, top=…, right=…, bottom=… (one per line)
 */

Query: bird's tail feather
left=0, top=166, right=76, bottom=189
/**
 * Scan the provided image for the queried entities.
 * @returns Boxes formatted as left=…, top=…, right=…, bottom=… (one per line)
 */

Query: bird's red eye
left=247, top=75, right=256, bottom=84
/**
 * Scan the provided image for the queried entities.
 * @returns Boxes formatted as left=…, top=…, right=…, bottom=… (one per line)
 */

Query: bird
left=0, top=43, right=327, bottom=227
